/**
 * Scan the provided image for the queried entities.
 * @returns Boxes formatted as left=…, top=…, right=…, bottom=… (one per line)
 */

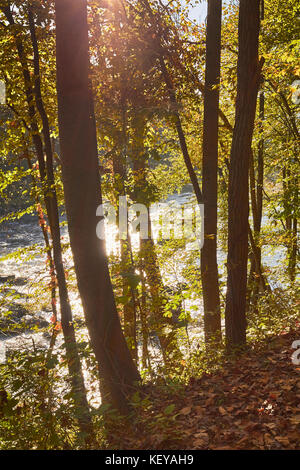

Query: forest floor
left=116, top=326, right=300, bottom=450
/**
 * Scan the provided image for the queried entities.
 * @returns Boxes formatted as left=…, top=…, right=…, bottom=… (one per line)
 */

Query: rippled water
left=0, top=192, right=287, bottom=367
left=0, top=193, right=196, bottom=360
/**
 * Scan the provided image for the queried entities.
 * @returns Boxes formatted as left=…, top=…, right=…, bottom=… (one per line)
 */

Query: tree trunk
left=130, top=117, right=182, bottom=368
left=257, top=88, right=265, bottom=231
left=247, top=85, right=266, bottom=308
left=289, top=216, right=297, bottom=282
left=54, top=0, right=140, bottom=413
left=27, top=4, right=93, bottom=438
left=201, top=0, right=222, bottom=343
left=26, top=154, right=59, bottom=357
left=140, top=267, right=151, bottom=371
left=159, top=57, right=203, bottom=205
left=3, top=2, right=93, bottom=439
left=225, top=0, right=261, bottom=351
left=140, top=0, right=203, bottom=204
left=247, top=1, right=265, bottom=305
left=120, top=238, right=138, bottom=364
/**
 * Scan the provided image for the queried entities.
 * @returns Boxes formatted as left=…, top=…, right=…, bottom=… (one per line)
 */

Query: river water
left=0, top=192, right=287, bottom=366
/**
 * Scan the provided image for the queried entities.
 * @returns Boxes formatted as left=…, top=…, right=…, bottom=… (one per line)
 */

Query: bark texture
left=225, top=0, right=261, bottom=350
left=201, top=0, right=222, bottom=342
left=55, top=0, right=140, bottom=412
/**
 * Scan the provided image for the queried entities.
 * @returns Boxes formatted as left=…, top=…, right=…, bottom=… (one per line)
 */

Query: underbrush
left=0, top=257, right=298, bottom=450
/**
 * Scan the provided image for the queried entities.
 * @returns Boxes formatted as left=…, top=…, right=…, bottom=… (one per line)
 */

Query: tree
left=1, top=1, right=93, bottom=439
left=225, top=0, right=262, bottom=350
left=54, top=0, right=140, bottom=412
left=201, top=0, right=222, bottom=342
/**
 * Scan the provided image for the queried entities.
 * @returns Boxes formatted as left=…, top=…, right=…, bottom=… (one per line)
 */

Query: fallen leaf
left=179, top=406, right=192, bottom=415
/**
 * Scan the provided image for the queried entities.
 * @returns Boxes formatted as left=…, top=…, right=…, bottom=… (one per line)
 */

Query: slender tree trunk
left=109, top=100, right=139, bottom=365
left=130, top=117, right=182, bottom=368
left=282, top=166, right=298, bottom=282
left=140, top=267, right=151, bottom=371
left=282, top=166, right=292, bottom=231
left=248, top=150, right=263, bottom=292
left=27, top=4, right=93, bottom=438
left=120, top=238, right=138, bottom=364
left=140, top=0, right=203, bottom=204
left=225, top=0, right=262, bottom=351
left=257, top=88, right=265, bottom=231
left=248, top=1, right=265, bottom=304
left=26, top=154, right=59, bottom=350
left=140, top=233, right=182, bottom=368
left=1, top=5, right=46, bottom=178
left=159, top=57, right=203, bottom=205
left=247, top=87, right=266, bottom=307
left=3, top=3, right=93, bottom=438
left=289, top=216, right=297, bottom=282
left=110, top=126, right=139, bottom=365
left=55, top=0, right=140, bottom=413
left=288, top=174, right=298, bottom=283
left=201, top=0, right=222, bottom=342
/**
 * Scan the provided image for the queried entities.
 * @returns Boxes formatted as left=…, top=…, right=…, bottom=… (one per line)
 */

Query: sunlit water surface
left=0, top=193, right=287, bottom=405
